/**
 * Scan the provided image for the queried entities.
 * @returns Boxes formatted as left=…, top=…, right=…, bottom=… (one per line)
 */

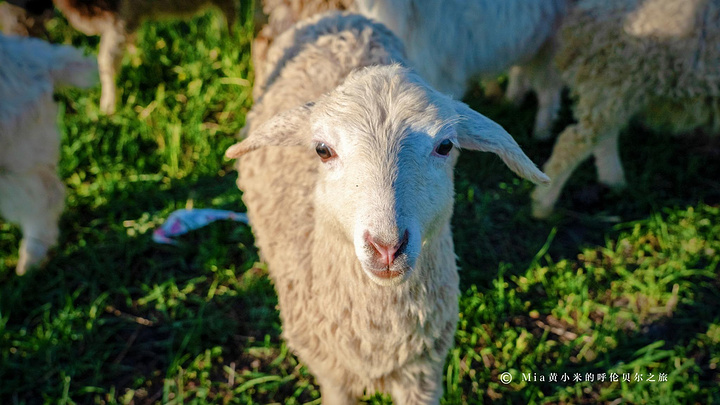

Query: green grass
left=1, top=4, right=719, bottom=404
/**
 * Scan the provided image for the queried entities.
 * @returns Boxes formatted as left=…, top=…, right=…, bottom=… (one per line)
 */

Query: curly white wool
left=0, top=34, right=97, bottom=275
left=532, top=0, right=720, bottom=218
left=255, top=0, right=569, bottom=139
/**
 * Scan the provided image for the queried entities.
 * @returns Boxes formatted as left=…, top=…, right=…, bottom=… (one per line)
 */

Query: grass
left=1, top=3, right=719, bottom=403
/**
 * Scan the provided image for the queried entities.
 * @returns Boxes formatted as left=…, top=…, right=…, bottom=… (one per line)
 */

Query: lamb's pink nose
left=366, top=230, right=409, bottom=267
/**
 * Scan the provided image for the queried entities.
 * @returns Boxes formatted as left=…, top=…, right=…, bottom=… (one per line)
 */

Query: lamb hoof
left=99, top=99, right=116, bottom=115
left=598, top=178, right=627, bottom=190
left=16, top=239, right=50, bottom=276
left=531, top=201, right=554, bottom=219
left=532, top=128, right=553, bottom=141
left=505, top=88, right=527, bottom=106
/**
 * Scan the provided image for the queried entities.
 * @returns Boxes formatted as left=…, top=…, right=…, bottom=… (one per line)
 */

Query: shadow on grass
left=0, top=172, right=281, bottom=404
left=448, top=86, right=720, bottom=403
left=454, top=87, right=720, bottom=289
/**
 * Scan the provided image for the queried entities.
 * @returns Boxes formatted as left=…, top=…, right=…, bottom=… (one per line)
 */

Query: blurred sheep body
left=0, top=34, right=97, bottom=275
left=531, top=0, right=720, bottom=218
left=252, top=0, right=355, bottom=92
left=255, top=0, right=569, bottom=138
left=355, top=0, right=569, bottom=138
left=0, top=0, right=53, bottom=37
left=52, top=0, right=237, bottom=114
left=226, top=12, right=548, bottom=403
left=257, top=0, right=354, bottom=36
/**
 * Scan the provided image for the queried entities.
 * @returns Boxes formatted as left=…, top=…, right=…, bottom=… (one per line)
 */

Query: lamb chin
left=362, top=257, right=414, bottom=286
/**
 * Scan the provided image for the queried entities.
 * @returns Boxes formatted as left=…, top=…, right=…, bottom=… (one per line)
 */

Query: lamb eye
left=435, top=139, right=454, bottom=156
left=315, top=143, right=335, bottom=161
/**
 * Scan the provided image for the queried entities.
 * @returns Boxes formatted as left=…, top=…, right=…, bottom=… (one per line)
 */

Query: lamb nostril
left=366, top=230, right=410, bottom=266
left=368, top=239, right=395, bottom=265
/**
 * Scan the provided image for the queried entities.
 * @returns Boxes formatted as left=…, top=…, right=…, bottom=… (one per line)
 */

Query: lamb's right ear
left=225, top=103, right=314, bottom=159
left=453, top=100, right=550, bottom=185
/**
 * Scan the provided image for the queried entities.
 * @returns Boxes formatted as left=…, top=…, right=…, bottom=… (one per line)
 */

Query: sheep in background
left=251, top=0, right=354, bottom=92
left=531, top=0, right=720, bottom=218
left=0, top=34, right=97, bottom=275
left=52, top=0, right=237, bottom=114
left=355, top=0, right=569, bottom=139
left=226, top=12, right=548, bottom=403
left=0, top=0, right=53, bottom=37
left=256, top=0, right=353, bottom=35
left=254, top=0, right=569, bottom=139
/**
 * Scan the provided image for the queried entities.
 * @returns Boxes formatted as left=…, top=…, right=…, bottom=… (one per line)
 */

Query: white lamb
left=0, top=33, right=97, bottom=275
left=252, top=0, right=354, bottom=92
left=226, top=12, right=548, bottom=403
left=0, top=0, right=53, bottom=37
left=255, top=0, right=570, bottom=139
left=52, top=0, right=237, bottom=114
left=531, top=0, right=720, bottom=218
left=355, top=0, right=569, bottom=139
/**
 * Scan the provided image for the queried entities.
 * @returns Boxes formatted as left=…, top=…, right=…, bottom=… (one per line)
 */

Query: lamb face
left=226, top=65, right=549, bottom=286
left=309, top=67, right=459, bottom=286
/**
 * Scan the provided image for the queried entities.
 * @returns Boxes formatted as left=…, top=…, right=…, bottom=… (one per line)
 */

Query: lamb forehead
left=311, top=66, right=456, bottom=144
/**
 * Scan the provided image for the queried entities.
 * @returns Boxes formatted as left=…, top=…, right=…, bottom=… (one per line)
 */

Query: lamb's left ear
left=225, top=102, right=314, bottom=159
left=453, top=100, right=550, bottom=185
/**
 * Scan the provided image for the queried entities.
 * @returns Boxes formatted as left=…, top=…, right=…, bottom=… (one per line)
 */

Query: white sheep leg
left=317, top=376, right=356, bottom=405
left=212, top=0, right=237, bottom=32
left=389, top=367, right=443, bottom=405
left=505, top=64, right=561, bottom=141
left=514, top=38, right=563, bottom=140
left=0, top=3, right=29, bottom=36
left=531, top=124, right=595, bottom=218
left=0, top=167, right=65, bottom=275
left=505, top=65, right=530, bottom=105
left=532, top=84, right=562, bottom=141
left=593, top=129, right=626, bottom=188
left=98, top=24, right=127, bottom=114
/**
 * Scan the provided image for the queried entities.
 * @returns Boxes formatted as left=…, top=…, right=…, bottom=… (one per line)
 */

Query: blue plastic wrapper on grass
left=153, top=208, right=249, bottom=245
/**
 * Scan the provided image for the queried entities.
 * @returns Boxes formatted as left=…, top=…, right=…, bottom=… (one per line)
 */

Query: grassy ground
left=1, top=4, right=719, bottom=404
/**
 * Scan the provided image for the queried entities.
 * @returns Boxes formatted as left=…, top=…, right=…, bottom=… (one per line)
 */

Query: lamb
left=254, top=0, right=570, bottom=139
left=0, top=0, right=53, bottom=37
left=252, top=0, right=354, bottom=92
left=256, top=0, right=352, bottom=34
left=354, top=0, right=569, bottom=139
left=225, top=12, right=549, bottom=403
left=0, top=33, right=97, bottom=275
left=531, top=0, right=720, bottom=218
left=51, top=0, right=237, bottom=114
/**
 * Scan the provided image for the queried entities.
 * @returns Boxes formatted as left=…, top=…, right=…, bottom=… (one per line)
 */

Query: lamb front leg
left=0, top=167, right=65, bottom=275
left=316, top=375, right=357, bottom=405
left=98, top=23, right=127, bottom=114
left=505, top=65, right=530, bottom=105
left=531, top=124, right=596, bottom=218
left=515, top=38, right=563, bottom=141
left=389, top=363, right=444, bottom=405
left=594, top=129, right=626, bottom=188
left=212, top=0, right=238, bottom=32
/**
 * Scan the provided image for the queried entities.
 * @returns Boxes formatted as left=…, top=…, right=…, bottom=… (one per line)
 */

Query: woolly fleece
left=532, top=0, right=720, bottom=217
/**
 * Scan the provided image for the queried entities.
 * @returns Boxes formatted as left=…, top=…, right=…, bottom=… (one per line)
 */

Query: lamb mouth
left=366, top=260, right=412, bottom=281
left=369, top=268, right=404, bottom=279
left=361, top=251, right=414, bottom=284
